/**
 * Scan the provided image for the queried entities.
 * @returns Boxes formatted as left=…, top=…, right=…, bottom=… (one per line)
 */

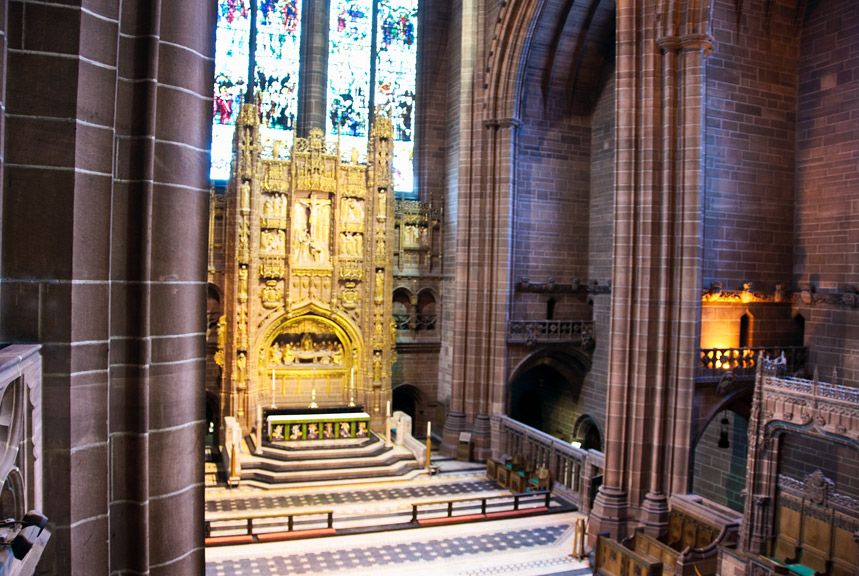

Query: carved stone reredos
left=218, top=105, right=396, bottom=427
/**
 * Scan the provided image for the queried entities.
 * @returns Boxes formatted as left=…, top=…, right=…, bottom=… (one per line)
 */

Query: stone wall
left=692, top=411, right=748, bottom=513
left=511, top=0, right=592, bottom=321
left=0, top=2, right=213, bottom=574
left=704, top=0, right=798, bottom=290
left=794, top=0, right=859, bottom=386
left=779, top=432, right=859, bottom=501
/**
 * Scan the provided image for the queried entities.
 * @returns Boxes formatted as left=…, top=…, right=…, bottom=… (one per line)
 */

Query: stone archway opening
left=392, top=384, right=427, bottom=434
left=508, top=363, right=576, bottom=438
left=573, top=415, right=602, bottom=451
left=691, top=406, right=749, bottom=513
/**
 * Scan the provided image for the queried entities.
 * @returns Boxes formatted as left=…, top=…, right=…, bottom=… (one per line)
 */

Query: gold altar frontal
left=215, top=104, right=397, bottom=433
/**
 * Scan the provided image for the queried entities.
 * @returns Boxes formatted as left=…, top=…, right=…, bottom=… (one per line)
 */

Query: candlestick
left=425, top=421, right=432, bottom=470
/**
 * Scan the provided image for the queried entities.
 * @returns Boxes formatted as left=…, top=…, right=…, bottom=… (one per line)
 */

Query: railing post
left=288, top=515, right=294, bottom=531
left=412, top=504, right=418, bottom=523
left=481, top=499, right=486, bottom=515
left=514, top=494, right=520, bottom=511
left=247, top=517, right=253, bottom=535
left=447, top=501, right=453, bottom=517
left=327, top=511, right=333, bottom=529
left=205, top=520, right=211, bottom=538
left=544, top=491, right=550, bottom=508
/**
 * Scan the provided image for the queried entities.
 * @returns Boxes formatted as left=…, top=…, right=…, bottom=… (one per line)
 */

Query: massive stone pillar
left=440, top=0, right=542, bottom=460
left=297, top=0, right=330, bottom=136
left=0, top=2, right=214, bottom=574
left=588, top=0, right=710, bottom=543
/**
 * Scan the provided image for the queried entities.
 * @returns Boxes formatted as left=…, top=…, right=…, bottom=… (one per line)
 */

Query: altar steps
left=237, top=433, right=423, bottom=488
left=255, top=437, right=389, bottom=462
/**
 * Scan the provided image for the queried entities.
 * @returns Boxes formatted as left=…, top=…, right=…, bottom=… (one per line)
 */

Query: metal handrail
left=410, top=490, right=551, bottom=523
left=205, top=508, right=334, bottom=538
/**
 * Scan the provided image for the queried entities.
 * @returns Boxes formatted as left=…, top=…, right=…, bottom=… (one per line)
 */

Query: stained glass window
left=212, top=0, right=252, bottom=181
left=327, top=0, right=374, bottom=164
left=212, top=0, right=419, bottom=194
left=376, top=0, right=417, bottom=195
left=256, top=0, right=302, bottom=158
left=211, top=0, right=301, bottom=181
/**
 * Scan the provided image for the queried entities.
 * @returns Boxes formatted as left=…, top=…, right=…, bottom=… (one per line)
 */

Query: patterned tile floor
left=206, top=454, right=590, bottom=575
left=206, top=512, right=592, bottom=576
left=206, top=478, right=501, bottom=514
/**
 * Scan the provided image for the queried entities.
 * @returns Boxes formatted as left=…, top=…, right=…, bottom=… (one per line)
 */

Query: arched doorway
left=691, top=405, right=749, bottom=513
left=391, top=384, right=426, bottom=434
left=507, top=349, right=590, bottom=439
left=573, top=415, right=602, bottom=451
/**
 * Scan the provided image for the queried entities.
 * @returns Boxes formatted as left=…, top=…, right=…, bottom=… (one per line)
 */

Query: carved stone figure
left=404, top=225, right=418, bottom=246
left=238, top=267, right=248, bottom=301
left=373, top=351, right=382, bottom=382
left=241, top=181, right=250, bottom=211
left=269, top=343, right=283, bottom=365
left=236, top=352, right=247, bottom=385
left=217, top=315, right=226, bottom=350
left=375, top=269, right=384, bottom=303
left=293, top=195, right=331, bottom=263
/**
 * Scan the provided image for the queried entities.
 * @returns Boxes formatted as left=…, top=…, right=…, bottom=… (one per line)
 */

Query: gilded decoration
left=266, top=332, right=346, bottom=367
left=219, top=113, right=394, bottom=428
left=340, top=282, right=359, bottom=309
left=262, top=160, right=289, bottom=193
left=260, top=194, right=288, bottom=229
left=291, top=193, right=332, bottom=266
left=259, top=257, right=286, bottom=279
left=339, top=232, right=363, bottom=256
left=261, top=280, right=283, bottom=309
left=340, top=197, right=365, bottom=231
left=293, top=129, right=337, bottom=192
left=340, top=166, right=366, bottom=197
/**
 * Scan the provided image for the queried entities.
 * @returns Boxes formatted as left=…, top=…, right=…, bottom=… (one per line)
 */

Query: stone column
left=588, top=1, right=710, bottom=545
left=587, top=0, right=638, bottom=543
left=297, top=0, right=330, bottom=136
left=1, top=2, right=213, bottom=574
left=442, top=116, right=517, bottom=460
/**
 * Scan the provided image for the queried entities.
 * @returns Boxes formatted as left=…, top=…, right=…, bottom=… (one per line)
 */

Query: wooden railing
left=496, top=416, right=603, bottom=513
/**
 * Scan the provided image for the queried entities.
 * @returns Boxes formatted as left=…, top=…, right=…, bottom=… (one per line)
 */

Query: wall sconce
left=718, top=412, right=730, bottom=449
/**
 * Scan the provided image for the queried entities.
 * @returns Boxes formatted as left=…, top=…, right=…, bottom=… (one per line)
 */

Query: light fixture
left=718, top=412, right=730, bottom=449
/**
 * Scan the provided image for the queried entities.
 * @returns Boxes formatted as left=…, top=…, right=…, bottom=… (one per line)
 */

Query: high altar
left=214, top=104, right=397, bottom=433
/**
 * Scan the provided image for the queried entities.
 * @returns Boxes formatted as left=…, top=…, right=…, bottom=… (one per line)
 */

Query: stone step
left=236, top=432, right=423, bottom=488
left=240, top=450, right=417, bottom=473
left=240, top=459, right=423, bottom=485
left=255, top=437, right=390, bottom=462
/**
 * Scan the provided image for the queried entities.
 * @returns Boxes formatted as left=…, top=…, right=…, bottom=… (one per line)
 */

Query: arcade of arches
left=0, top=0, right=857, bottom=575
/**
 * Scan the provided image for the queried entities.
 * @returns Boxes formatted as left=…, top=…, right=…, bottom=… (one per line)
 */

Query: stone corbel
left=483, top=117, right=522, bottom=131
left=679, top=33, right=714, bottom=56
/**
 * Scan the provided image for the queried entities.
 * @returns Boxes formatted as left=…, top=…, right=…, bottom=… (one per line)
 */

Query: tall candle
left=386, top=400, right=391, bottom=417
